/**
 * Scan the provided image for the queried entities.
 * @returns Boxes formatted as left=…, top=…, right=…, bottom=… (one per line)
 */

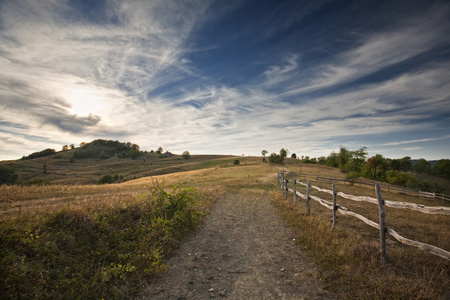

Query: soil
left=139, top=191, right=333, bottom=299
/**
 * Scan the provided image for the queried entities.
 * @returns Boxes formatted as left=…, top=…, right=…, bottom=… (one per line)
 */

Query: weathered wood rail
left=284, top=171, right=450, bottom=201
left=277, top=171, right=450, bottom=261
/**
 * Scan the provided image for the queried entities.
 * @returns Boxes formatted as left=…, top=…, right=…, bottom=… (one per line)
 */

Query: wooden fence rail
left=277, top=171, right=450, bottom=262
left=282, top=171, right=450, bottom=202
left=296, top=181, right=450, bottom=215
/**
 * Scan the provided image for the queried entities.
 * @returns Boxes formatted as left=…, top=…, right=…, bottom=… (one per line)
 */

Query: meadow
left=0, top=153, right=449, bottom=299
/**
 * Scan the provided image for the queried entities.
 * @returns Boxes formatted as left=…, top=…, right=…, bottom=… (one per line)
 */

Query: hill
left=0, top=147, right=249, bottom=185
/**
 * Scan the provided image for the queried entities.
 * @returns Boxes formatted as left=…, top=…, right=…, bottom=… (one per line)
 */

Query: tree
left=62, top=145, right=69, bottom=151
left=80, top=142, right=86, bottom=147
left=337, top=146, right=351, bottom=171
left=434, top=159, right=450, bottom=178
left=291, top=153, right=297, bottom=159
left=156, top=147, right=163, bottom=154
left=268, top=148, right=287, bottom=164
left=364, top=154, right=388, bottom=180
left=400, top=156, right=412, bottom=172
left=413, top=158, right=431, bottom=173
left=0, top=166, right=18, bottom=185
left=325, top=152, right=339, bottom=167
left=70, top=144, right=75, bottom=149
left=182, top=151, right=191, bottom=159
left=262, top=150, right=268, bottom=157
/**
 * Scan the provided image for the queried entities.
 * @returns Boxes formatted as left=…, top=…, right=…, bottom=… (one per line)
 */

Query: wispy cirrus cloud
left=382, top=135, right=450, bottom=146
left=283, top=3, right=450, bottom=96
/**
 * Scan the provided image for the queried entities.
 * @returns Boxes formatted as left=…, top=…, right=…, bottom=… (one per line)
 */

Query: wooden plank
left=332, top=184, right=337, bottom=230
left=375, top=184, right=387, bottom=265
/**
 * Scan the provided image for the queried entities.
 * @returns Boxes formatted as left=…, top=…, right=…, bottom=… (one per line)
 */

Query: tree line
left=265, top=146, right=450, bottom=193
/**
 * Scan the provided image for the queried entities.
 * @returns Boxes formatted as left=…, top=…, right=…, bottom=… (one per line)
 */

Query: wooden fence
left=277, top=171, right=450, bottom=263
left=283, top=171, right=450, bottom=202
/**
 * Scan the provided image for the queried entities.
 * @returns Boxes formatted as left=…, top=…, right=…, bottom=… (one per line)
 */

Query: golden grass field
left=1, top=153, right=449, bottom=299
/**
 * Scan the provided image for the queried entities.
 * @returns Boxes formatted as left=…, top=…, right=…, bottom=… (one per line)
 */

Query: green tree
left=337, top=146, right=352, bottom=171
left=291, top=153, right=297, bottom=159
left=98, top=174, right=115, bottom=184
left=262, top=150, right=268, bottom=157
left=413, top=158, right=431, bottom=173
left=280, top=148, right=288, bottom=159
left=62, top=145, right=69, bottom=151
left=325, top=152, right=339, bottom=167
left=364, top=154, right=388, bottom=180
left=182, top=151, right=191, bottom=159
left=0, top=166, right=18, bottom=185
left=156, top=147, right=163, bottom=154
left=400, top=156, right=412, bottom=171
left=434, top=159, right=450, bottom=178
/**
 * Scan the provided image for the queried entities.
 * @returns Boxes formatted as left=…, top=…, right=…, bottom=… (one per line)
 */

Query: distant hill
left=0, top=144, right=246, bottom=185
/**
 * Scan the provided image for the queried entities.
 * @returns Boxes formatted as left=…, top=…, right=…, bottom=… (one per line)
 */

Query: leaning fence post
left=375, top=184, right=387, bottom=265
left=331, top=184, right=337, bottom=230
left=293, top=178, right=297, bottom=204
left=306, top=180, right=311, bottom=215
left=285, top=179, right=289, bottom=199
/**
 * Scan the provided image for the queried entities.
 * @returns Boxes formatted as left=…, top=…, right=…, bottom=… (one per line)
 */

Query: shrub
left=0, top=166, right=18, bottom=185
left=233, top=159, right=240, bottom=165
left=182, top=151, right=190, bottom=159
left=98, top=174, right=114, bottom=184
left=386, top=170, right=418, bottom=189
left=268, top=153, right=284, bottom=164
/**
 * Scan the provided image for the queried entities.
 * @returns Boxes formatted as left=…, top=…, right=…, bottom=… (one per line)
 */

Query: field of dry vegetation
left=1, top=154, right=449, bottom=299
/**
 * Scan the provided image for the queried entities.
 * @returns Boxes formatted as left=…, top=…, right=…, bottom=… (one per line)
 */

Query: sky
left=1, top=0, right=449, bottom=161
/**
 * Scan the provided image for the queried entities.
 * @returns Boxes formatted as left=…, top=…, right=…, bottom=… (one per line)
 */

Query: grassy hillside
left=1, top=156, right=449, bottom=299
left=0, top=148, right=247, bottom=185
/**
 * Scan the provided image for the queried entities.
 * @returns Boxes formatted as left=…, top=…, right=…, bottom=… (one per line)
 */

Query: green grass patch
left=0, top=181, right=208, bottom=299
left=197, top=158, right=245, bottom=169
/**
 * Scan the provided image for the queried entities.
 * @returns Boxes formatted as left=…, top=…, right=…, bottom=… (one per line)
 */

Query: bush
left=0, top=166, right=18, bottom=185
left=386, top=170, right=418, bottom=189
left=182, top=151, right=190, bottom=159
left=233, top=159, right=240, bottom=165
left=98, top=174, right=115, bottom=184
left=268, top=153, right=284, bottom=164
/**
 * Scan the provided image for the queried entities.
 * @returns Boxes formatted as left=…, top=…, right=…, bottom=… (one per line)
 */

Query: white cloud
left=382, top=135, right=450, bottom=146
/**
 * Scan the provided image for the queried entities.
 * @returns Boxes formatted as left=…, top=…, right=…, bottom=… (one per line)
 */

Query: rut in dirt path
left=140, top=192, right=332, bottom=300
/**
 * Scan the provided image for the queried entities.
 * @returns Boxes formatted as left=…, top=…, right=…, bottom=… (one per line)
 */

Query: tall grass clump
left=0, top=181, right=207, bottom=299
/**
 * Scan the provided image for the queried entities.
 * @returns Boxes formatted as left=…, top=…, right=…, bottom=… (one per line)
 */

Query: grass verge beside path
left=0, top=181, right=217, bottom=299
left=270, top=191, right=450, bottom=299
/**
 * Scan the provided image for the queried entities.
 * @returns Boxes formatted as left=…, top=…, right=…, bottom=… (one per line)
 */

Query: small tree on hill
left=62, top=145, right=69, bottom=151
left=182, top=151, right=191, bottom=159
left=262, top=150, right=268, bottom=157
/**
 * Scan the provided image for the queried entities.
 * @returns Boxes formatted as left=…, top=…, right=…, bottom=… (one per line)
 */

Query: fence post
left=332, top=184, right=337, bottom=230
left=306, top=180, right=311, bottom=215
left=375, top=184, right=387, bottom=265
left=285, top=179, right=289, bottom=199
left=293, top=178, right=297, bottom=204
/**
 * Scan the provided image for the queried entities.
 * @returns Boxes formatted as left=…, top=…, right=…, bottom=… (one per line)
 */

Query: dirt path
left=139, top=191, right=332, bottom=299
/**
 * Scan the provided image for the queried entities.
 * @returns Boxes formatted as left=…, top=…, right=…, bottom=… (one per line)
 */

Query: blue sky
left=1, top=0, right=449, bottom=161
